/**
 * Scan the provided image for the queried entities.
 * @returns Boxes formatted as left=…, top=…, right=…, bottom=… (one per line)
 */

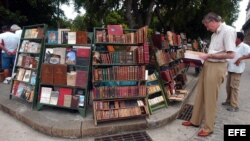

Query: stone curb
left=0, top=74, right=198, bottom=138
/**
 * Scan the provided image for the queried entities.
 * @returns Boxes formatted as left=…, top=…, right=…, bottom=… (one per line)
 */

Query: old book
left=53, top=48, right=66, bottom=64
left=47, top=30, right=58, bottom=44
left=64, top=95, right=72, bottom=107
left=76, top=31, right=87, bottom=44
left=107, top=24, right=123, bottom=35
left=53, top=64, right=67, bottom=85
left=71, top=95, right=79, bottom=108
left=41, top=64, right=54, bottom=84
left=58, top=28, right=70, bottom=44
left=68, top=31, right=76, bottom=44
left=58, top=88, right=72, bottom=106
left=30, top=71, right=37, bottom=85
left=27, top=42, right=41, bottom=53
left=40, top=87, right=52, bottom=104
left=76, top=47, right=91, bottom=58
left=20, top=40, right=30, bottom=52
left=65, top=49, right=76, bottom=65
left=75, top=70, right=88, bottom=88
left=22, top=70, right=31, bottom=82
left=67, top=71, right=76, bottom=86
left=49, top=91, right=59, bottom=105
left=78, top=95, right=85, bottom=107
left=16, top=54, right=24, bottom=66
left=183, top=50, right=205, bottom=66
left=16, top=68, right=25, bottom=81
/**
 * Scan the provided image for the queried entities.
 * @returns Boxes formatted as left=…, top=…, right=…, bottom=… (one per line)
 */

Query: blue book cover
left=47, top=30, right=58, bottom=44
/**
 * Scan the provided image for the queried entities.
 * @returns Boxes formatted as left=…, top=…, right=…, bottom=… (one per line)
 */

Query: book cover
left=53, top=64, right=67, bottom=85
left=47, top=30, right=58, bottom=44
left=16, top=68, right=25, bottom=81
left=67, top=71, right=76, bottom=86
left=78, top=95, right=85, bottom=107
left=67, top=31, right=76, bottom=44
left=65, top=49, right=76, bottom=65
left=71, top=95, right=79, bottom=108
left=22, top=69, right=31, bottom=83
left=76, top=31, right=88, bottom=44
left=27, top=42, right=41, bottom=53
left=40, top=87, right=52, bottom=104
left=58, top=88, right=72, bottom=106
left=16, top=54, right=24, bottom=66
left=75, top=70, right=88, bottom=88
left=53, top=48, right=66, bottom=64
left=58, top=28, right=70, bottom=44
left=20, top=40, right=30, bottom=52
left=49, top=91, right=59, bottom=105
left=76, top=47, right=91, bottom=58
left=30, top=71, right=37, bottom=85
left=64, top=95, right=72, bottom=107
left=41, top=64, right=54, bottom=84
left=183, top=50, right=205, bottom=66
left=107, top=25, right=123, bottom=35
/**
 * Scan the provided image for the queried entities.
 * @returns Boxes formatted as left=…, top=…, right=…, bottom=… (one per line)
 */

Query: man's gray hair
left=202, top=12, right=222, bottom=24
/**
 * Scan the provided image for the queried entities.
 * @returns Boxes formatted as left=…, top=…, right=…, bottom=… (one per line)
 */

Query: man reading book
left=181, top=12, right=236, bottom=137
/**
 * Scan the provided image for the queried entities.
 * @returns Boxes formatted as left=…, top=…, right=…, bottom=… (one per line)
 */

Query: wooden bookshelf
left=9, top=24, right=47, bottom=108
left=36, top=29, right=92, bottom=117
left=92, top=25, right=150, bottom=125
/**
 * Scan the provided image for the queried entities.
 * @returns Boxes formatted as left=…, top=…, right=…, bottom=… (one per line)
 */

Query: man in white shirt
left=182, top=12, right=236, bottom=137
left=0, top=25, right=19, bottom=77
left=222, top=32, right=250, bottom=112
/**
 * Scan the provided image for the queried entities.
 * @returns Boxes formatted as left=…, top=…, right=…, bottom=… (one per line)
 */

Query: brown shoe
left=198, top=129, right=213, bottom=137
left=182, top=121, right=199, bottom=127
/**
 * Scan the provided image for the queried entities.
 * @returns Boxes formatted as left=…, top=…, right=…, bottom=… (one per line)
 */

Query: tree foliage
left=0, top=0, right=241, bottom=39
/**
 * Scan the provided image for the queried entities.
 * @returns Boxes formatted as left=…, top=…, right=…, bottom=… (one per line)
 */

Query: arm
left=199, top=51, right=235, bottom=60
left=235, top=53, right=250, bottom=66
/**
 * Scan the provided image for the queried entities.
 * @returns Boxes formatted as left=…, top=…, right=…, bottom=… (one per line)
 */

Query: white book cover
left=67, top=32, right=76, bottom=44
left=40, top=87, right=52, bottom=104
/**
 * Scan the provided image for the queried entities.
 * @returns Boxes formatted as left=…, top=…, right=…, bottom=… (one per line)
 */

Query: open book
left=183, top=50, right=205, bottom=66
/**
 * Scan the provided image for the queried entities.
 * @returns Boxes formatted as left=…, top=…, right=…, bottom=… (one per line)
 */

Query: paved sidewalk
left=0, top=69, right=198, bottom=139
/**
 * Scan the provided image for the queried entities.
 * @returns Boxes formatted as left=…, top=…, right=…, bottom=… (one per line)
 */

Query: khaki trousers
left=226, top=72, right=241, bottom=108
left=190, top=61, right=227, bottom=133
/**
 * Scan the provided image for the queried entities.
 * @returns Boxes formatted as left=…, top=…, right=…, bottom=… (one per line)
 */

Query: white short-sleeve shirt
left=207, top=23, right=236, bottom=62
left=0, top=31, right=19, bottom=53
left=228, top=42, right=250, bottom=73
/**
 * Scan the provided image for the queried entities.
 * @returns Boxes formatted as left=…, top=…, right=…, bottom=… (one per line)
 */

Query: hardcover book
left=58, top=28, right=70, bottom=44
left=75, top=70, right=88, bottom=88
left=107, top=25, right=123, bottom=35
left=58, top=88, right=72, bottom=106
left=22, top=70, right=31, bottom=83
left=76, top=47, right=91, bottom=58
left=67, top=31, right=76, bottom=44
left=41, top=64, right=54, bottom=85
left=53, top=48, right=66, bottom=64
left=49, top=91, right=59, bottom=105
left=65, top=49, right=76, bottom=65
left=53, top=64, right=67, bottom=85
left=16, top=68, right=26, bottom=81
left=47, top=30, right=58, bottom=44
left=40, top=87, right=52, bottom=104
left=183, top=50, right=205, bottom=66
left=76, top=31, right=87, bottom=44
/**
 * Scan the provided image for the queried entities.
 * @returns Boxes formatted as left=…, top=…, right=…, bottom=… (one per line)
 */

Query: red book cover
left=75, top=70, right=88, bottom=88
left=107, top=25, right=123, bottom=35
left=76, top=48, right=91, bottom=58
left=76, top=31, right=88, bottom=44
left=58, top=88, right=72, bottom=106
